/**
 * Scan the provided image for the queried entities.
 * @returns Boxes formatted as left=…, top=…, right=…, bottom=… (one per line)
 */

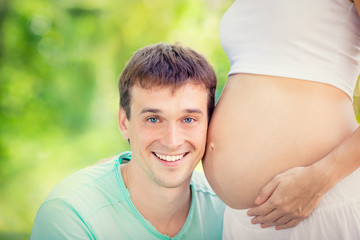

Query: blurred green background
left=0, top=0, right=359, bottom=239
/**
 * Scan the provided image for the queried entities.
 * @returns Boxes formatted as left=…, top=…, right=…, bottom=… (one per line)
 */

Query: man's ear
left=118, top=107, right=129, bottom=140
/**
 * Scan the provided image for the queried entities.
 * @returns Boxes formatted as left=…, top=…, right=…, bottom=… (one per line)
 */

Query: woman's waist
left=226, top=73, right=354, bottom=101
left=221, top=73, right=356, bottom=123
left=208, top=112, right=356, bottom=186
left=203, top=73, right=358, bottom=208
left=204, top=123, right=356, bottom=209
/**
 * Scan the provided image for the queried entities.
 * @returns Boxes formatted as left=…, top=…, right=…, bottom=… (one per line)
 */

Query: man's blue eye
left=184, top=118, right=194, bottom=123
left=148, top=118, right=158, bottom=123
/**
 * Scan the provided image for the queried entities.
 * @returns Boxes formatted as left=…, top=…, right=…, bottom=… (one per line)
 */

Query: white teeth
left=154, top=153, right=185, bottom=162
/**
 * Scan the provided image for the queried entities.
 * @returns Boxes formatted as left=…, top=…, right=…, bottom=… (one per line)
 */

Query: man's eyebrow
left=140, top=108, right=161, bottom=114
left=184, top=109, right=203, bottom=115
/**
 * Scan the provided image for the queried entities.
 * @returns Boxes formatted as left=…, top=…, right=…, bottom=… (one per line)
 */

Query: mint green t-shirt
left=31, top=152, right=225, bottom=240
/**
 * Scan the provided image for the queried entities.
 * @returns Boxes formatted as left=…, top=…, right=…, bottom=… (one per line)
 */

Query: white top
left=220, top=0, right=360, bottom=99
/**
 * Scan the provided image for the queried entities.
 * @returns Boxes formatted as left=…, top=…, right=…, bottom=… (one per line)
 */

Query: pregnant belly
left=203, top=74, right=357, bottom=209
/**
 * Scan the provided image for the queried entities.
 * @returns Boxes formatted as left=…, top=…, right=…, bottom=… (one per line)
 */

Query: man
left=31, top=43, right=225, bottom=239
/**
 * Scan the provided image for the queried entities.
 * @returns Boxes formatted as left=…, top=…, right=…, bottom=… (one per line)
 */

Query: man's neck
left=121, top=164, right=192, bottom=237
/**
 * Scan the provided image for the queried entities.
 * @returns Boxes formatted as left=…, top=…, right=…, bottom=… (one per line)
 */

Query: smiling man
left=31, top=43, right=225, bottom=239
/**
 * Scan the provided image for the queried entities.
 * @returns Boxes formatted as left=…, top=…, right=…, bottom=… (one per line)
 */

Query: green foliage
left=0, top=0, right=232, bottom=238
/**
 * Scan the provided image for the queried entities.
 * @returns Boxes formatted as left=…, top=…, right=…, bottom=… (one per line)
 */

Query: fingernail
left=275, top=226, right=280, bottom=230
left=255, top=196, right=261, bottom=204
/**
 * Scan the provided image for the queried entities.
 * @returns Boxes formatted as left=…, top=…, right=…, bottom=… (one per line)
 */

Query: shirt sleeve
left=30, top=199, right=95, bottom=240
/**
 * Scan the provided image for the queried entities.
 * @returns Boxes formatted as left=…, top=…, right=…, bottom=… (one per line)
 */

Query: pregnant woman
left=203, top=0, right=360, bottom=239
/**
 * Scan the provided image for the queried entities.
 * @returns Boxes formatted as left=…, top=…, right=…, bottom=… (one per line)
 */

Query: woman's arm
left=247, top=125, right=360, bottom=229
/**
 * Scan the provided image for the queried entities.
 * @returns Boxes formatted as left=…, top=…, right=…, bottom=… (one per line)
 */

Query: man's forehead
left=130, top=83, right=208, bottom=115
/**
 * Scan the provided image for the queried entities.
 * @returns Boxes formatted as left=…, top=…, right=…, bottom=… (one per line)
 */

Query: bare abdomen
left=203, top=74, right=358, bottom=209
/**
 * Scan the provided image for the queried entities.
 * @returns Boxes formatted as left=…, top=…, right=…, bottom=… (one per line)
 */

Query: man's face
left=119, top=83, right=208, bottom=189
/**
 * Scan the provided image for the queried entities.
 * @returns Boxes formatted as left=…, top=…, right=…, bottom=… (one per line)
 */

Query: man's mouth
left=153, top=152, right=187, bottom=162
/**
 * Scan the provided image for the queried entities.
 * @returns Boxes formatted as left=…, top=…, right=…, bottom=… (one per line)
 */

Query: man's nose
left=161, top=123, right=184, bottom=149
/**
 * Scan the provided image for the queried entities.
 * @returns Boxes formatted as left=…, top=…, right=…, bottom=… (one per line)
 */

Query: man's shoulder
left=190, top=171, right=220, bottom=198
left=190, top=171, right=225, bottom=210
left=187, top=171, right=225, bottom=239
left=31, top=153, right=136, bottom=239
left=42, top=156, right=122, bottom=210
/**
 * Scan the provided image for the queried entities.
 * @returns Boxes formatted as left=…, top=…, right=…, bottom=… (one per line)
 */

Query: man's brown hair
left=118, top=42, right=217, bottom=120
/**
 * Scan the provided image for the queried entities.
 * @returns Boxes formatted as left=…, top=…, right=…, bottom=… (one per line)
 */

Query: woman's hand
left=248, top=126, right=360, bottom=230
left=247, top=166, right=331, bottom=230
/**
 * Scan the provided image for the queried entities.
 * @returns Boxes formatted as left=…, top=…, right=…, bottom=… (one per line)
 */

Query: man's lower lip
left=158, top=158, right=183, bottom=166
left=159, top=158, right=182, bottom=162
